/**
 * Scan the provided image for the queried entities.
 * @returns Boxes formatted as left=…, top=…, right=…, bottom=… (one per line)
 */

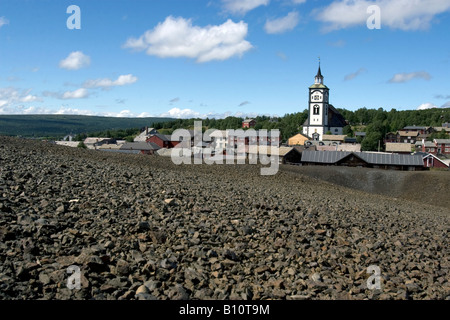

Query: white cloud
left=83, top=74, right=138, bottom=89
left=0, top=104, right=48, bottom=115
left=291, top=0, right=306, bottom=4
left=344, top=68, right=367, bottom=81
left=137, top=112, right=154, bottom=118
left=0, top=103, right=276, bottom=120
left=61, top=88, right=89, bottom=100
left=123, top=16, right=253, bottom=63
left=0, top=105, right=98, bottom=116
left=0, top=17, right=9, bottom=28
left=157, top=107, right=266, bottom=119
left=441, top=101, right=450, bottom=108
left=315, top=0, right=450, bottom=31
left=54, top=107, right=96, bottom=115
left=59, top=51, right=91, bottom=70
left=21, top=94, right=41, bottom=103
left=0, top=87, right=42, bottom=109
left=222, top=0, right=270, bottom=15
left=388, top=71, right=431, bottom=83
left=417, top=103, right=437, bottom=110
left=159, top=107, right=202, bottom=119
left=264, top=11, right=300, bottom=34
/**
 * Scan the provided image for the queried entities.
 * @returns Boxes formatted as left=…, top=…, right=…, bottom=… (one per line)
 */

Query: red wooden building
left=242, top=119, right=256, bottom=129
left=434, top=139, right=450, bottom=155
left=421, top=153, right=449, bottom=169
left=146, top=134, right=169, bottom=148
left=146, top=134, right=183, bottom=149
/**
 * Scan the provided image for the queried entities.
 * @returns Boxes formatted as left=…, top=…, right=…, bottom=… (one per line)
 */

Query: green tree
left=74, top=133, right=87, bottom=141
left=361, top=132, right=382, bottom=151
left=429, top=129, right=450, bottom=141
left=343, top=125, right=354, bottom=137
left=77, top=142, right=87, bottom=149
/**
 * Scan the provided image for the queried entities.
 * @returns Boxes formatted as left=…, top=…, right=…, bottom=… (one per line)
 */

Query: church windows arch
left=313, top=105, right=320, bottom=115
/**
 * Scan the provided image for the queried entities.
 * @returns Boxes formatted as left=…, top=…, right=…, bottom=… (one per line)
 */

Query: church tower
left=303, top=62, right=330, bottom=141
left=302, top=61, right=346, bottom=141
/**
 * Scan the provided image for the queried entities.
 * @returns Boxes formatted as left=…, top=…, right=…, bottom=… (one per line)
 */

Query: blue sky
left=1, top=0, right=450, bottom=119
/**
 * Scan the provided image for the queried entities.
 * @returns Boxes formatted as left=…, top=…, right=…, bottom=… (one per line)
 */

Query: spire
left=315, top=57, right=324, bottom=84
left=316, top=65, right=323, bottom=78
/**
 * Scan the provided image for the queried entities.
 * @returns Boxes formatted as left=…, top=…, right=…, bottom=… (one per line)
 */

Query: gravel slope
left=281, top=165, right=450, bottom=208
left=0, top=136, right=448, bottom=300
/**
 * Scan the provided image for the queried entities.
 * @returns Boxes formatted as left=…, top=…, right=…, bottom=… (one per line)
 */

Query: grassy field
left=0, top=115, right=173, bottom=139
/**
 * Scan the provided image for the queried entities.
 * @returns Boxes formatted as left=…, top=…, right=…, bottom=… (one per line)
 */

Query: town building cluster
left=55, top=65, right=449, bottom=170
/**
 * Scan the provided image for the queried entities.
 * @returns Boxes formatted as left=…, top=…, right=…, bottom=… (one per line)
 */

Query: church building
left=302, top=64, right=347, bottom=141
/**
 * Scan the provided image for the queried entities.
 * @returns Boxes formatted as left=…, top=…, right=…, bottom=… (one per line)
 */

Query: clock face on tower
left=311, top=93, right=322, bottom=101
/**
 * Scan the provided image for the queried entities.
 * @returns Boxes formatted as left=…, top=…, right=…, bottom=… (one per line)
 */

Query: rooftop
left=302, top=150, right=423, bottom=166
left=433, top=127, right=450, bottom=132
left=397, top=130, right=420, bottom=137
left=84, top=137, right=113, bottom=144
left=415, top=141, right=436, bottom=148
left=403, top=126, right=430, bottom=130
left=309, top=83, right=329, bottom=89
left=120, top=142, right=161, bottom=151
left=322, top=135, right=347, bottom=142
left=385, top=143, right=412, bottom=153
left=434, top=139, right=450, bottom=144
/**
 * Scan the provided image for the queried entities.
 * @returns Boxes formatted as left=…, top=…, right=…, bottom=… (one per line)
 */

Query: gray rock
left=168, top=284, right=189, bottom=300
left=116, top=259, right=130, bottom=276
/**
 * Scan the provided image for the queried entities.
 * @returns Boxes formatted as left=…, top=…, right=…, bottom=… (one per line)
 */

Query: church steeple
left=315, top=59, right=324, bottom=85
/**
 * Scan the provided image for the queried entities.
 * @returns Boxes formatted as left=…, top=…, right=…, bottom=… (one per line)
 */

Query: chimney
left=146, top=126, right=148, bottom=135
left=422, top=139, right=425, bottom=153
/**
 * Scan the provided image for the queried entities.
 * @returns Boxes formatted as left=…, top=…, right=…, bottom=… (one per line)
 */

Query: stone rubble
left=0, top=136, right=448, bottom=300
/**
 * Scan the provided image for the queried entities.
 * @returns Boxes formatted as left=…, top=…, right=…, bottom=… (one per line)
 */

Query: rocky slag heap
left=0, top=136, right=448, bottom=300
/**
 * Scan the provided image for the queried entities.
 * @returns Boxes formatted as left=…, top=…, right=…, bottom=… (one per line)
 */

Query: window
left=313, top=105, right=320, bottom=115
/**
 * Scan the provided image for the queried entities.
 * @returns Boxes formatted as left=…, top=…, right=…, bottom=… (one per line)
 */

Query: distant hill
left=0, top=115, right=173, bottom=139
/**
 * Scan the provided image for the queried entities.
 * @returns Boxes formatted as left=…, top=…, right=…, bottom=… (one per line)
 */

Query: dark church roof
left=328, top=105, right=347, bottom=127
left=309, top=83, right=328, bottom=89
left=302, top=151, right=423, bottom=166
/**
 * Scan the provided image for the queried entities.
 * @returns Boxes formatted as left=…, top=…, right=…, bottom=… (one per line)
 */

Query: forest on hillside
left=149, top=107, right=450, bottom=150
left=0, top=115, right=172, bottom=139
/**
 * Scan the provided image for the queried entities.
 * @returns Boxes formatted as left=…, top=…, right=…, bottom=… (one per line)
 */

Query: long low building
left=301, top=151, right=424, bottom=171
